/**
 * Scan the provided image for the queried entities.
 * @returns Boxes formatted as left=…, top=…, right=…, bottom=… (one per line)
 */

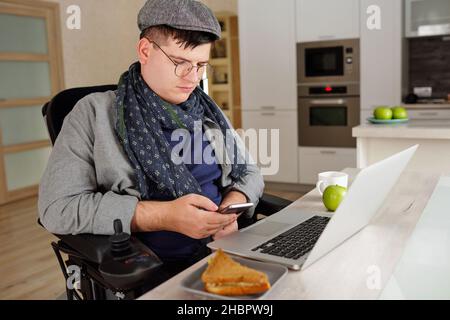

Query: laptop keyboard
left=251, top=216, right=331, bottom=260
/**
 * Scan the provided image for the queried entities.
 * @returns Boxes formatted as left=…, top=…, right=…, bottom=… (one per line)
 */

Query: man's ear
left=137, top=38, right=151, bottom=64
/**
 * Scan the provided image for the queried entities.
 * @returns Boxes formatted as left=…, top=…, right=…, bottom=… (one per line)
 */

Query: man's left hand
left=213, top=190, right=248, bottom=240
left=218, top=190, right=248, bottom=212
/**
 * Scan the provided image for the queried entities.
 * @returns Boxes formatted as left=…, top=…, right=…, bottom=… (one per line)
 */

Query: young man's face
left=138, top=36, right=211, bottom=105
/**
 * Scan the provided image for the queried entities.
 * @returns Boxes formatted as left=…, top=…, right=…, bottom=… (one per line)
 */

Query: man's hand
left=132, top=194, right=238, bottom=240
left=213, top=220, right=238, bottom=240
left=218, top=190, right=248, bottom=212
left=212, top=190, right=248, bottom=240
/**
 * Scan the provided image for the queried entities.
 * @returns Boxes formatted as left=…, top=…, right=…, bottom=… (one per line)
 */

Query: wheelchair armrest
left=54, top=232, right=159, bottom=266
left=37, top=219, right=111, bottom=264
left=54, top=233, right=112, bottom=264
left=255, top=192, right=293, bottom=216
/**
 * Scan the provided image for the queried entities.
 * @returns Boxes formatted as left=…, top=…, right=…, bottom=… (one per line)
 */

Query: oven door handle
left=309, top=99, right=346, bottom=105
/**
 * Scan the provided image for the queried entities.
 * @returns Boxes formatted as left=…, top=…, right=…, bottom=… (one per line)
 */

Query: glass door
left=0, top=1, right=64, bottom=205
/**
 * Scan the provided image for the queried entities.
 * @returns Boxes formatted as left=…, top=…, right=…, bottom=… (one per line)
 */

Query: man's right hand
left=131, top=194, right=238, bottom=239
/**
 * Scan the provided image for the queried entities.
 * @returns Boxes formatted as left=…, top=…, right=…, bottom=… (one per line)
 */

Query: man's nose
left=184, top=67, right=201, bottom=82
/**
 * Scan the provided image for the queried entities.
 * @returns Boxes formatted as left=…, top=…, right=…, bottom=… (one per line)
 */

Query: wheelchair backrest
left=42, top=85, right=117, bottom=145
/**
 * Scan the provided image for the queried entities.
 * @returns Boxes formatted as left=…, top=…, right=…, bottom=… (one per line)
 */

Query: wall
left=46, top=0, right=235, bottom=89
left=408, top=36, right=450, bottom=99
left=47, top=0, right=145, bottom=89
left=200, top=0, right=237, bottom=14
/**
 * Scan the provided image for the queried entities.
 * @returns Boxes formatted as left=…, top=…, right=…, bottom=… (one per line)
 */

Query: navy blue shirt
left=138, top=128, right=223, bottom=261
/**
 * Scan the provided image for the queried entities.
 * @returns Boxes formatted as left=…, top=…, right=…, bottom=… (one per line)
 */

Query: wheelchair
left=40, top=85, right=293, bottom=300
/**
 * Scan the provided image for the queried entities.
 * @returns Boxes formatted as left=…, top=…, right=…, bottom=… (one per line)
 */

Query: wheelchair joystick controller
left=110, top=219, right=133, bottom=259
left=99, top=219, right=163, bottom=290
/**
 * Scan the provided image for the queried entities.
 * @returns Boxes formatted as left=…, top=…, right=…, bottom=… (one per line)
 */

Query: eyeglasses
left=147, top=39, right=211, bottom=80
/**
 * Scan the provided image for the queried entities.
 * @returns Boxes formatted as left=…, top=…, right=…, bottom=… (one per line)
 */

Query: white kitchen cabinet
left=296, top=0, right=360, bottom=42
left=354, top=124, right=450, bottom=174
left=407, top=109, right=450, bottom=120
left=241, top=110, right=298, bottom=183
left=405, top=0, right=450, bottom=37
left=238, top=0, right=297, bottom=110
left=298, top=147, right=356, bottom=184
left=360, top=0, right=405, bottom=112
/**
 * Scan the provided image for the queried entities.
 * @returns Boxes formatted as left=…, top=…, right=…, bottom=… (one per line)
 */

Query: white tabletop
left=380, top=176, right=450, bottom=299
left=138, top=169, right=442, bottom=300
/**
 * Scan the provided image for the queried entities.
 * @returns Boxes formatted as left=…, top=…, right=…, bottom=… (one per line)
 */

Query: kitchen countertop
left=353, top=119, right=450, bottom=140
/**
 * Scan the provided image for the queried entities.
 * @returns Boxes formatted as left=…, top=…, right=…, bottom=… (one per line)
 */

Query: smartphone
left=219, top=202, right=254, bottom=214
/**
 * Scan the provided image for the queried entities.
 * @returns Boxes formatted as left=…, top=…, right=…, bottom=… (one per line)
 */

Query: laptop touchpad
left=246, top=221, right=291, bottom=237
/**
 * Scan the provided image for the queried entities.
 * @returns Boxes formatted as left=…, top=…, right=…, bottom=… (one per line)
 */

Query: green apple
left=391, top=106, right=408, bottom=119
left=373, top=106, right=393, bottom=120
left=322, top=185, right=347, bottom=212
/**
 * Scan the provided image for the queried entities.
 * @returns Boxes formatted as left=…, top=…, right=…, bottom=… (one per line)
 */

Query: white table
left=139, top=169, right=443, bottom=300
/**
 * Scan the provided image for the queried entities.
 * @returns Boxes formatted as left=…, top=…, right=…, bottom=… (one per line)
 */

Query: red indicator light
left=325, top=86, right=332, bottom=92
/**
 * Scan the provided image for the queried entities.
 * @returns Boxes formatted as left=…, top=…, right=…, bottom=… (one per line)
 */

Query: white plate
left=180, top=256, right=288, bottom=300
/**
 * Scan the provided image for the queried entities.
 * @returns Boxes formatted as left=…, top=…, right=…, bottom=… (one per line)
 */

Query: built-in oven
left=297, top=39, right=359, bottom=84
left=298, top=84, right=360, bottom=148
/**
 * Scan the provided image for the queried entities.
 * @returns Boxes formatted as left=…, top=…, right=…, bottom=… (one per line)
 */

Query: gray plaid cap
left=138, top=0, right=221, bottom=39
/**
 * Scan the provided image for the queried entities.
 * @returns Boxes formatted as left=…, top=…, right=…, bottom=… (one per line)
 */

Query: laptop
left=208, top=145, right=418, bottom=270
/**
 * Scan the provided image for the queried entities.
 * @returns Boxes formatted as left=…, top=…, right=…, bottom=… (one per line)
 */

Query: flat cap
left=138, top=0, right=221, bottom=39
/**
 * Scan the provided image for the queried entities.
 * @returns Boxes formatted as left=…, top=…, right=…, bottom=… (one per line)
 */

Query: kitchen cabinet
left=298, top=147, right=356, bottom=184
left=407, top=109, right=450, bottom=120
left=360, top=0, right=405, bottom=113
left=238, top=0, right=297, bottom=110
left=241, top=110, right=298, bottom=183
left=405, top=0, right=450, bottom=37
left=296, top=0, right=360, bottom=43
left=353, top=122, right=450, bottom=174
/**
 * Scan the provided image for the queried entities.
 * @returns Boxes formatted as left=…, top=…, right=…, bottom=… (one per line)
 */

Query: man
left=38, top=0, right=264, bottom=269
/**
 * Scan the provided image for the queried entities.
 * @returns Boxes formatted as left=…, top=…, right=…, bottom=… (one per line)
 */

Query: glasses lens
left=175, top=62, right=192, bottom=77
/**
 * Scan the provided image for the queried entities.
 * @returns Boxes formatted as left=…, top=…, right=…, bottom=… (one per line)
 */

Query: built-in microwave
left=297, top=39, right=360, bottom=84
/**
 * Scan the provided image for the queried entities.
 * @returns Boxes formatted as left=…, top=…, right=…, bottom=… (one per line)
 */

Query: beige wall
left=201, top=0, right=238, bottom=14
left=48, top=0, right=145, bottom=88
left=47, top=0, right=235, bottom=89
